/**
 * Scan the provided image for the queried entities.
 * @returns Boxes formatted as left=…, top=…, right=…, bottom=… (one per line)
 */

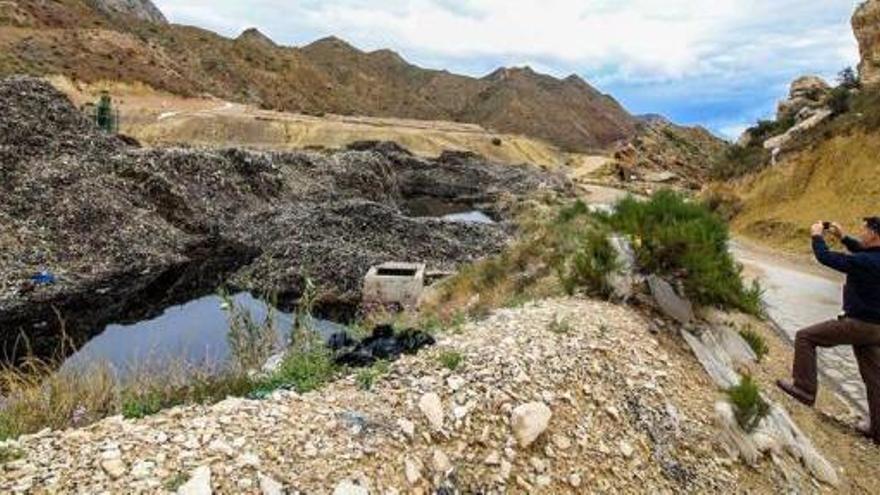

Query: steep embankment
left=0, top=0, right=637, bottom=152
left=732, top=132, right=880, bottom=252
left=723, top=0, right=880, bottom=252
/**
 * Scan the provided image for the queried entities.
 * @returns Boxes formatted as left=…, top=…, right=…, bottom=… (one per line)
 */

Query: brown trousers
left=794, top=318, right=880, bottom=441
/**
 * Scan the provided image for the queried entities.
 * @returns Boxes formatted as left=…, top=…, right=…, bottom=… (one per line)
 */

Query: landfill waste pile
left=0, top=76, right=569, bottom=359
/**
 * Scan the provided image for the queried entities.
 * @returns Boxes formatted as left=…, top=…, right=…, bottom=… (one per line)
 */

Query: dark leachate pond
left=60, top=292, right=347, bottom=381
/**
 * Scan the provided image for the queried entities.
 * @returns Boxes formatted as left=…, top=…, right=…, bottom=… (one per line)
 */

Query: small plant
left=547, top=316, right=573, bottom=334
left=254, top=346, right=337, bottom=395
left=164, top=472, right=190, bottom=491
left=438, top=351, right=464, bottom=371
left=0, top=445, right=23, bottom=464
left=121, top=392, right=167, bottom=419
left=739, top=327, right=770, bottom=362
left=726, top=375, right=771, bottom=432
left=355, top=361, right=390, bottom=391
left=222, top=291, right=279, bottom=373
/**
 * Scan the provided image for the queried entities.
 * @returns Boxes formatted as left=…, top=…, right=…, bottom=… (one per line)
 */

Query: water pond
left=61, top=292, right=347, bottom=381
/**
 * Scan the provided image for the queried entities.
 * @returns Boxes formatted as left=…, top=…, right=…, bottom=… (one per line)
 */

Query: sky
left=152, top=0, right=863, bottom=139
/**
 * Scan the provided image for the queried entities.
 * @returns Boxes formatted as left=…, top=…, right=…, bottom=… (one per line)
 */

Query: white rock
left=332, top=480, right=369, bottom=495
left=397, top=418, right=415, bottom=439
left=259, top=473, right=283, bottom=495
left=131, top=460, right=154, bottom=480
left=404, top=458, right=422, bottom=485
left=619, top=441, right=634, bottom=458
left=569, top=473, right=582, bottom=488
left=418, top=393, right=444, bottom=431
left=177, top=466, right=212, bottom=495
left=500, top=460, right=513, bottom=480
left=208, top=439, right=234, bottom=457
left=432, top=448, right=452, bottom=474
left=447, top=376, right=466, bottom=391
left=101, top=459, right=127, bottom=479
left=511, top=402, right=552, bottom=448
left=484, top=451, right=502, bottom=466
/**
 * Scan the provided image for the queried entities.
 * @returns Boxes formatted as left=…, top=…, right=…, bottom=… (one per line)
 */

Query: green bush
left=606, top=191, right=763, bottom=316
left=355, top=361, right=390, bottom=391
left=739, top=327, right=770, bottom=362
left=438, top=351, right=464, bottom=371
left=710, top=144, right=771, bottom=180
left=726, top=375, right=770, bottom=432
left=828, top=86, right=852, bottom=116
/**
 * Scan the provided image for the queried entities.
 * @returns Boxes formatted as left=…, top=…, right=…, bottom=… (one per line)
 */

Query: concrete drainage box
left=363, top=262, right=426, bottom=308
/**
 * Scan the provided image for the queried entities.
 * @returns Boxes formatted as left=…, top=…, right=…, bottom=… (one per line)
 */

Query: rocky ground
left=0, top=76, right=568, bottom=359
left=0, top=298, right=788, bottom=493
left=3, top=297, right=876, bottom=494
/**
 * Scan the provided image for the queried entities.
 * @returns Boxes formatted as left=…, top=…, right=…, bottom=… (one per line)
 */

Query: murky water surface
left=61, top=292, right=346, bottom=380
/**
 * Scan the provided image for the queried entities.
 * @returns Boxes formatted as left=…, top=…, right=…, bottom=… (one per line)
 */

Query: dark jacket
left=812, top=235, right=880, bottom=324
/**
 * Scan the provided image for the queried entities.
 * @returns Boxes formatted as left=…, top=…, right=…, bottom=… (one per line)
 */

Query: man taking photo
left=777, top=217, right=880, bottom=445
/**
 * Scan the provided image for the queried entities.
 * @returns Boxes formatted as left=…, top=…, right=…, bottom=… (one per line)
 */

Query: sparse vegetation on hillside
left=424, top=191, right=763, bottom=320
left=726, top=375, right=771, bottom=432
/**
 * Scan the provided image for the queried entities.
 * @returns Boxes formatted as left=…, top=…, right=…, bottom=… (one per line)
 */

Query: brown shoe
left=776, top=380, right=816, bottom=407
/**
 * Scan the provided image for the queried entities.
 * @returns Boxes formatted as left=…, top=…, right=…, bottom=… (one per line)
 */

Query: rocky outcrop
left=93, top=0, right=167, bottom=23
left=776, top=76, right=831, bottom=122
left=854, top=0, right=880, bottom=87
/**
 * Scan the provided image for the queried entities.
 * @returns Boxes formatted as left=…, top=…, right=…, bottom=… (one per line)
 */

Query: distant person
left=777, top=217, right=880, bottom=445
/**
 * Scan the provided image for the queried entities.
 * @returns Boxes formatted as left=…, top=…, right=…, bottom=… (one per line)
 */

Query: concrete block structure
left=363, top=262, right=426, bottom=308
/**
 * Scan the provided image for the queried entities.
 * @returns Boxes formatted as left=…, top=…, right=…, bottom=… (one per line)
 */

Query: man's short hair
left=865, top=217, right=880, bottom=235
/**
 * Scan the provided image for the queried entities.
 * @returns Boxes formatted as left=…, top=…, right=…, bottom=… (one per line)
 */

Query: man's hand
left=829, top=222, right=845, bottom=240
left=811, top=222, right=826, bottom=237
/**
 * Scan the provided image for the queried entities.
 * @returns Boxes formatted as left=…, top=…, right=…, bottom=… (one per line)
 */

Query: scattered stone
left=259, top=473, right=284, bottom=495
left=398, top=418, right=416, bottom=439
left=619, top=441, right=634, bottom=459
left=432, top=449, right=452, bottom=474
left=569, top=473, right=582, bottom=488
left=101, top=459, right=127, bottom=479
left=333, top=480, right=369, bottom=495
left=419, top=393, right=445, bottom=431
left=177, top=466, right=212, bottom=495
left=511, top=402, right=552, bottom=448
left=404, top=458, right=422, bottom=485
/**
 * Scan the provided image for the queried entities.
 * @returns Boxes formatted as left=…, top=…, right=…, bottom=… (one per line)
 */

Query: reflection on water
left=442, top=211, right=495, bottom=224
left=61, top=292, right=346, bottom=381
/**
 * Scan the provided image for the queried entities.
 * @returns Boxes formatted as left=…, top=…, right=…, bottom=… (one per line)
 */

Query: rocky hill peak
left=237, top=27, right=276, bottom=47
left=853, top=0, right=880, bottom=86
left=92, top=0, right=167, bottom=23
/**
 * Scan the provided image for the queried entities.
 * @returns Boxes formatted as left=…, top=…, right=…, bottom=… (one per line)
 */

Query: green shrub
left=828, top=86, right=852, bottom=116
left=547, top=316, right=573, bottom=334
left=254, top=346, right=337, bottom=396
left=0, top=445, right=23, bottom=464
left=438, top=351, right=464, bottom=371
left=726, top=375, right=770, bottom=432
left=354, top=361, right=390, bottom=391
left=164, top=473, right=190, bottom=492
left=739, top=327, right=770, bottom=362
left=710, top=144, right=771, bottom=180
left=606, top=191, right=763, bottom=316
left=557, top=228, right=619, bottom=297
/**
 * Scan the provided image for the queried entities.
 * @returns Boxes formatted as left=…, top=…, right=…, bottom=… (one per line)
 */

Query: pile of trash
left=0, top=76, right=567, bottom=359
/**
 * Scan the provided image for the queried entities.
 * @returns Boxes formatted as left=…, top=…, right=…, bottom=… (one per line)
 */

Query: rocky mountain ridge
left=0, top=0, right=639, bottom=153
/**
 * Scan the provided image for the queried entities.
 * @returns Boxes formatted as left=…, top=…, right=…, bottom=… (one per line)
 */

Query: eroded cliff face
left=854, top=0, right=880, bottom=86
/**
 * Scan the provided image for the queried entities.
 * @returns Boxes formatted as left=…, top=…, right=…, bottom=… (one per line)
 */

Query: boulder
left=776, top=76, right=830, bottom=122
left=763, top=108, right=833, bottom=152
left=647, top=275, right=694, bottom=325
left=510, top=402, right=552, bottom=448
left=854, top=0, right=880, bottom=87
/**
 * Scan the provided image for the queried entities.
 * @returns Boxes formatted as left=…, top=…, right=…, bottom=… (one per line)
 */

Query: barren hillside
left=0, top=0, right=638, bottom=153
